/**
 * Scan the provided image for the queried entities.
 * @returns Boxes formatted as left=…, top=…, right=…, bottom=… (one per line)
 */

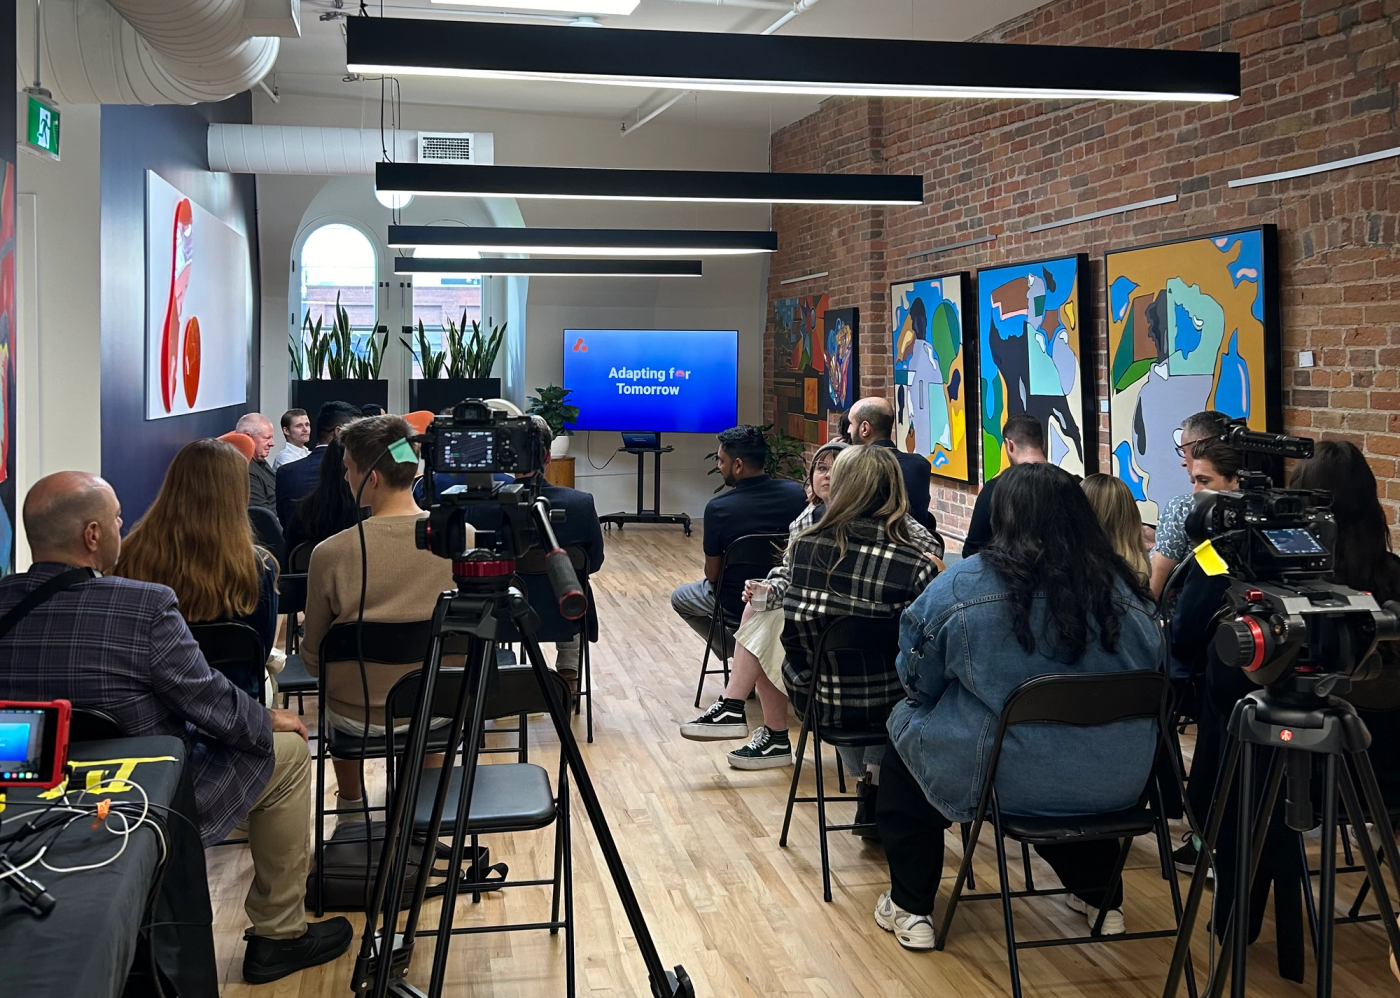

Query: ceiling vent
left=418, top=132, right=495, bottom=166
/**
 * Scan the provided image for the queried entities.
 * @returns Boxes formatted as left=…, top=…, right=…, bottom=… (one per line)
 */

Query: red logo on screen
left=572, top=337, right=587, bottom=352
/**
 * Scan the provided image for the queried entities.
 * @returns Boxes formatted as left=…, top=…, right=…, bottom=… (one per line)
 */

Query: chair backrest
left=720, top=532, right=788, bottom=584
left=321, top=620, right=434, bottom=665
left=503, top=545, right=593, bottom=644
left=278, top=571, right=308, bottom=618
left=385, top=663, right=572, bottom=731
left=189, top=620, right=268, bottom=703
left=288, top=542, right=316, bottom=573
left=804, top=613, right=902, bottom=701
left=69, top=706, right=125, bottom=742
left=248, top=506, right=285, bottom=567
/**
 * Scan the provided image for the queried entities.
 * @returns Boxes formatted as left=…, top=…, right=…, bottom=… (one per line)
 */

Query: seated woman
left=116, top=438, right=279, bottom=690
left=301, top=414, right=464, bottom=817
left=781, top=444, right=940, bottom=800
left=876, top=462, right=1160, bottom=949
left=284, top=437, right=360, bottom=557
left=1082, top=473, right=1150, bottom=585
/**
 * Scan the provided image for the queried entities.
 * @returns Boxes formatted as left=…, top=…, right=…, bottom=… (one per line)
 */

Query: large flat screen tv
left=563, top=328, right=739, bottom=433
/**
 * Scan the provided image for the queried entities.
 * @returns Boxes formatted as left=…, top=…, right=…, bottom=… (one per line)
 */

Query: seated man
left=848, top=396, right=939, bottom=541
left=302, top=414, right=463, bottom=816
left=961, top=413, right=1046, bottom=557
left=671, top=425, right=807, bottom=660
left=272, top=407, right=312, bottom=471
left=276, top=400, right=361, bottom=528
left=1149, top=409, right=1231, bottom=598
left=0, top=472, right=351, bottom=984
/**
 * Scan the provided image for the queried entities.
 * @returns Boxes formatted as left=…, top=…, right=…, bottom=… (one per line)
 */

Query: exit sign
left=25, top=96, right=60, bottom=161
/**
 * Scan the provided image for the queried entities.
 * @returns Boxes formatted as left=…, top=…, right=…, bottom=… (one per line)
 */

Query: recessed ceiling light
left=374, top=190, right=414, bottom=210
left=347, top=19, right=1241, bottom=102
left=395, top=257, right=703, bottom=277
left=389, top=225, right=777, bottom=257
left=377, top=163, right=923, bottom=206
left=429, top=0, right=638, bottom=13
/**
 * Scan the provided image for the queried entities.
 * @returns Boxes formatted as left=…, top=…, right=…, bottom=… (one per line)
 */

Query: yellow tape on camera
left=1194, top=540, right=1230, bottom=577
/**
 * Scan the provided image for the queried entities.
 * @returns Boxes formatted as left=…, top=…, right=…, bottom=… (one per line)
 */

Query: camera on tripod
left=1183, top=420, right=1400, bottom=689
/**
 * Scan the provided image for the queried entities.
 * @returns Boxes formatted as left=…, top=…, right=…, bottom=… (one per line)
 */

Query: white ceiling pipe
left=208, top=124, right=417, bottom=174
left=17, top=0, right=280, bottom=105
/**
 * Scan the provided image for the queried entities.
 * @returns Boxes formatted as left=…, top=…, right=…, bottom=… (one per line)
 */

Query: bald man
left=0, top=472, right=351, bottom=984
left=237, top=412, right=278, bottom=511
left=848, top=396, right=939, bottom=539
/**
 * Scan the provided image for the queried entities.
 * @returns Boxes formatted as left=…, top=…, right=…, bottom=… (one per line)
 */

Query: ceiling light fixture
left=377, top=163, right=923, bottom=205
left=395, top=257, right=703, bottom=277
left=429, top=0, right=638, bottom=13
left=389, top=225, right=777, bottom=256
left=347, top=19, right=1240, bottom=102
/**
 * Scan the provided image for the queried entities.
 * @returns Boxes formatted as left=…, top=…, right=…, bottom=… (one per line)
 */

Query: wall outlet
left=1099, top=399, right=1109, bottom=413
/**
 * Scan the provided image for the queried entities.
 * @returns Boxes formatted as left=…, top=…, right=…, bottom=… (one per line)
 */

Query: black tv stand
left=600, top=433, right=692, bottom=536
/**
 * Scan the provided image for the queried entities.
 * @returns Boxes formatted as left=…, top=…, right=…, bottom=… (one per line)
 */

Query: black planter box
left=291, top=380, right=390, bottom=417
left=409, top=378, right=502, bottom=414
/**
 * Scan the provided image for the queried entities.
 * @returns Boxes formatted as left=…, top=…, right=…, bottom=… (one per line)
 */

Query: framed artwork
left=773, top=293, right=830, bottom=443
left=822, top=307, right=858, bottom=412
left=1106, top=225, right=1280, bottom=523
left=892, top=272, right=976, bottom=483
left=976, top=254, right=1094, bottom=483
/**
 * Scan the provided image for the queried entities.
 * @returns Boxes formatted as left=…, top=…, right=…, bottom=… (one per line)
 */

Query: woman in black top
left=284, top=438, right=360, bottom=556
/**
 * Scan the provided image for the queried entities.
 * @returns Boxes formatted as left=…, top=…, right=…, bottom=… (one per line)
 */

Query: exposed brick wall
left=766, top=0, right=1400, bottom=545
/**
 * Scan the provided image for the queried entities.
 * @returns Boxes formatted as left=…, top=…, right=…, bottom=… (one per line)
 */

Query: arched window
left=410, top=248, right=482, bottom=378
left=298, top=223, right=377, bottom=370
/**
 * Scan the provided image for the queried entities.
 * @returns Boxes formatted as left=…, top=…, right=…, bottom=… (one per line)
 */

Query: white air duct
left=207, top=125, right=495, bottom=174
left=17, top=0, right=283, bottom=105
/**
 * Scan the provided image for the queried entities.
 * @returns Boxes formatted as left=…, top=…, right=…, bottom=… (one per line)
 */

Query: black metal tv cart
left=600, top=433, right=692, bottom=536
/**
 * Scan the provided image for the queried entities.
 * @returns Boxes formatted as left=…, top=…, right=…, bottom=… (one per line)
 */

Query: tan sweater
left=302, top=513, right=462, bottom=724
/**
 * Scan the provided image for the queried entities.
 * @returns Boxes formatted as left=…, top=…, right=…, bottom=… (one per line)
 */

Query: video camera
left=1183, top=420, right=1400, bottom=688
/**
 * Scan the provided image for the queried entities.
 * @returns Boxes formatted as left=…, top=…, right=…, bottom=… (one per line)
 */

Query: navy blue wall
left=100, top=95, right=260, bottom=521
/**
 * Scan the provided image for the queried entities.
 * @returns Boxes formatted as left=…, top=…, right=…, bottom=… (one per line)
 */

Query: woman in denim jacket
left=872, top=462, right=1162, bottom=950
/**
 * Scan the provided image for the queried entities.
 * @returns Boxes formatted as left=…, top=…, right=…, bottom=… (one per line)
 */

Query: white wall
left=14, top=102, right=103, bottom=570
left=252, top=92, right=773, bottom=518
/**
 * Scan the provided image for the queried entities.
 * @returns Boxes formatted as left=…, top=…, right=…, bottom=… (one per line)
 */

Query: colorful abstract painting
left=1106, top=227, right=1279, bottom=523
left=0, top=159, right=13, bottom=574
left=823, top=308, right=858, bottom=411
left=976, top=255, right=1093, bottom=482
left=773, top=293, right=830, bottom=444
left=892, top=273, right=976, bottom=483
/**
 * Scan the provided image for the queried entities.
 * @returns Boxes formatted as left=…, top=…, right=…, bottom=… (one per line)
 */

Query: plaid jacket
left=781, top=520, right=938, bottom=730
left=0, top=563, right=274, bottom=845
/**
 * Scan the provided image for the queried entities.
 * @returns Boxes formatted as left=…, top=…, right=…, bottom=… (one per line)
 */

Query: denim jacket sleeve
left=896, top=584, right=956, bottom=707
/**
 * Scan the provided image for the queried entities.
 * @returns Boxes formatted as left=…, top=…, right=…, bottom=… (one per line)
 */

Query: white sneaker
left=1065, top=895, right=1126, bottom=935
left=873, top=891, right=936, bottom=950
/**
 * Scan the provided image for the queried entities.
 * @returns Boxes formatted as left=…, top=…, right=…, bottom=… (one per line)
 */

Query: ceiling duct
left=17, top=0, right=285, bottom=105
left=207, top=125, right=495, bottom=175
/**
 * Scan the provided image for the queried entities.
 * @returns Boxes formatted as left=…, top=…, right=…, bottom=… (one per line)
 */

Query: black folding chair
left=248, top=506, right=285, bottom=568
left=277, top=542, right=316, bottom=711
left=1298, top=774, right=1400, bottom=946
left=778, top=614, right=900, bottom=901
left=189, top=620, right=267, bottom=704
left=384, top=663, right=576, bottom=998
left=69, top=706, right=125, bottom=742
left=693, top=532, right=788, bottom=708
left=933, top=670, right=1195, bottom=998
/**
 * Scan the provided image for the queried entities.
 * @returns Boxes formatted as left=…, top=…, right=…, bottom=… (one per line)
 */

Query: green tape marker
left=389, top=438, right=418, bottom=465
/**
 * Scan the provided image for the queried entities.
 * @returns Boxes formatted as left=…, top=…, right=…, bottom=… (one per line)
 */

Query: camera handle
left=1161, top=692, right=1400, bottom=998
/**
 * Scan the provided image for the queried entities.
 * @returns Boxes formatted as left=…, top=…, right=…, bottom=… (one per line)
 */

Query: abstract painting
left=823, top=307, right=858, bottom=411
left=976, top=254, right=1093, bottom=482
left=1106, top=226, right=1280, bottom=523
left=773, top=293, right=830, bottom=444
left=892, top=272, right=976, bottom=483
left=0, top=160, right=13, bottom=574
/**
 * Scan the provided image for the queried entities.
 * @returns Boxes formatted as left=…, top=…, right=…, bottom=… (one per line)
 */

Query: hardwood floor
left=208, top=526, right=1398, bottom=996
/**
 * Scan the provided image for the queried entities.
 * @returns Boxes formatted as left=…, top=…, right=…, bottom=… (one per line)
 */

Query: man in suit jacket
left=850, top=396, right=941, bottom=544
left=275, top=400, right=361, bottom=527
left=0, top=472, right=351, bottom=984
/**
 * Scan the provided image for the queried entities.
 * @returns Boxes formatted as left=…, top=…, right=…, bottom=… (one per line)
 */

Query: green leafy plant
left=526, top=384, right=579, bottom=438
left=324, top=293, right=353, bottom=380
left=291, top=310, right=331, bottom=380
left=401, top=320, right=447, bottom=380
left=354, top=324, right=388, bottom=380
left=443, top=313, right=507, bottom=379
left=706, top=425, right=808, bottom=492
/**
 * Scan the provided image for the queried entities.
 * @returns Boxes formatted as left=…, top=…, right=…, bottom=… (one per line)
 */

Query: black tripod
left=352, top=505, right=693, bottom=998
left=1163, top=677, right=1400, bottom=998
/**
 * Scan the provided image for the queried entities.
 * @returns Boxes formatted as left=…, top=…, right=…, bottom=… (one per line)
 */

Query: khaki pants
left=246, top=731, right=312, bottom=938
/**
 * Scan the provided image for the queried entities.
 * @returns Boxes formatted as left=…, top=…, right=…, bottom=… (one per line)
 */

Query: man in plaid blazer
left=0, top=471, right=351, bottom=984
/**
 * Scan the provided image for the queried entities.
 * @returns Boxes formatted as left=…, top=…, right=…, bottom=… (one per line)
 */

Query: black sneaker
left=853, top=779, right=881, bottom=841
left=243, top=917, right=354, bottom=984
left=727, top=726, right=792, bottom=769
left=680, top=698, right=749, bottom=740
left=1172, top=834, right=1213, bottom=879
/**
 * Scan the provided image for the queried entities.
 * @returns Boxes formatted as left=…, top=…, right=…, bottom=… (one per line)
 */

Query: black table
left=0, top=736, right=217, bottom=998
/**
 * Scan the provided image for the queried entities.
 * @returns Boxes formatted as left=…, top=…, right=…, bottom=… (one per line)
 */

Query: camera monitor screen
left=1262, top=528, right=1327, bottom=556
left=563, top=329, right=739, bottom=434
left=437, top=430, right=495, bottom=472
left=0, top=703, right=69, bottom=787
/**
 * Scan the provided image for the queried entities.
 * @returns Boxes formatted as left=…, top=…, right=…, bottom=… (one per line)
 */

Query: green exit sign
left=26, top=96, right=60, bottom=161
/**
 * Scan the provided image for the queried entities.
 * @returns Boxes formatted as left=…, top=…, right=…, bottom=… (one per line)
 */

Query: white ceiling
left=271, top=0, right=1049, bottom=132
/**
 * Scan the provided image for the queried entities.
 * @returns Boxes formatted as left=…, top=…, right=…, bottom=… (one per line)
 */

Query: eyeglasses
left=1174, top=431, right=1194, bottom=459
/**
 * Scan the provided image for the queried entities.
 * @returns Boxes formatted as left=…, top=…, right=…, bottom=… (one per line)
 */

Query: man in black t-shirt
left=962, top=413, right=1046, bottom=557
left=671, top=425, right=807, bottom=658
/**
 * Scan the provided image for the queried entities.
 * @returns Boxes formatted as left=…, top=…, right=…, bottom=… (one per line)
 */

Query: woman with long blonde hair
left=1081, top=474, right=1150, bottom=584
left=117, top=438, right=279, bottom=666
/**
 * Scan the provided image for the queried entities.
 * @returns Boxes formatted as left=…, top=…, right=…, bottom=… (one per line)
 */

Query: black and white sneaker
left=1172, top=833, right=1213, bottom=879
left=680, top=698, right=749, bottom=740
left=727, top=727, right=792, bottom=769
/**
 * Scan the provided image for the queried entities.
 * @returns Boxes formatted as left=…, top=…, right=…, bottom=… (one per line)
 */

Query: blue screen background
left=0, top=722, right=32, bottom=764
left=563, top=329, right=739, bottom=433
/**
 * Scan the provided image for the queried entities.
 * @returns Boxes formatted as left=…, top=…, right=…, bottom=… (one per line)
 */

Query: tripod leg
left=1230, top=740, right=1253, bottom=998
left=1342, top=752, right=1400, bottom=956
left=1315, top=755, right=1338, bottom=998
left=1297, top=832, right=1320, bottom=955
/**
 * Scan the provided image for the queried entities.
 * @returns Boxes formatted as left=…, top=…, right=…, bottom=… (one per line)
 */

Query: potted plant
left=527, top=384, right=579, bottom=457
left=289, top=292, right=390, bottom=415
left=404, top=313, right=505, bottom=413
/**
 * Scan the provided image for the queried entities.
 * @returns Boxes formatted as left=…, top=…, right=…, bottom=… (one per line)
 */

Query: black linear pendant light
left=395, top=257, right=703, bottom=277
left=389, top=225, right=777, bottom=257
left=347, top=18, right=1240, bottom=102
left=377, top=162, right=923, bottom=205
